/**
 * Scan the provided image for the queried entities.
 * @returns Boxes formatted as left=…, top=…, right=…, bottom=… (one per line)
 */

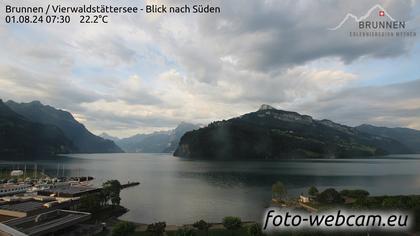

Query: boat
left=26, top=183, right=51, bottom=193
left=0, top=183, right=31, bottom=196
left=10, top=170, right=23, bottom=177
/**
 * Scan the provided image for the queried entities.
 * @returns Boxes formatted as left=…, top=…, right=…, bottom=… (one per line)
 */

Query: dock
left=121, top=182, right=140, bottom=189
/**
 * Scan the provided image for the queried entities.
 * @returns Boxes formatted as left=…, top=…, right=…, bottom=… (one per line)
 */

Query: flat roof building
left=0, top=210, right=91, bottom=236
left=0, top=201, right=46, bottom=218
left=0, top=198, right=78, bottom=218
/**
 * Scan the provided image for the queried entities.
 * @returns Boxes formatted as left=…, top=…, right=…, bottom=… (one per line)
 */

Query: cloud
left=0, top=65, right=104, bottom=115
left=77, top=99, right=182, bottom=136
left=0, top=0, right=418, bottom=137
left=75, top=36, right=138, bottom=67
left=116, top=75, right=162, bottom=105
left=147, top=0, right=417, bottom=78
left=296, top=79, right=420, bottom=129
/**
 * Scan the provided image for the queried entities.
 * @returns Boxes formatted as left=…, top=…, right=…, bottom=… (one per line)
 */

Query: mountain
left=117, top=131, right=171, bottom=153
left=99, top=132, right=120, bottom=142
left=116, top=122, right=200, bottom=153
left=116, top=133, right=148, bottom=152
left=6, top=100, right=123, bottom=153
left=164, top=122, right=202, bottom=152
left=174, top=105, right=412, bottom=160
left=0, top=99, right=75, bottom=158
left=356, top=124, right=420, bottom=153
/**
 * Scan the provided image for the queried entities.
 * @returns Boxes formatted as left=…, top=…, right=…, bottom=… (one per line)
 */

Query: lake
left=1, top=153, right=420, bottom=224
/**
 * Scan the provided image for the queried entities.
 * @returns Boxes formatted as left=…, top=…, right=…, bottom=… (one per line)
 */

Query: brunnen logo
left=328, top=4, right=416, bottom=38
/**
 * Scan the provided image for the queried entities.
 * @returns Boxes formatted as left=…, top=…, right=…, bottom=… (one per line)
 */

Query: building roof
left=0, top=201, right=44, bottom=213
left=37, top=185, right=99, bottom=197
left=0, top=210, right=91, bottom=236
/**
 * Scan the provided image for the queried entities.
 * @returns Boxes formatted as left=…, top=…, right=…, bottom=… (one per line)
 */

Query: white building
left=10, top=170, right=23, bottom=177
left=299, top=195, right=310, bottom=203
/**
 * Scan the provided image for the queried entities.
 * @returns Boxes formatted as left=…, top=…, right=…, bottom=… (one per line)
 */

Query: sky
left=0, top=0, right=419, bottom=138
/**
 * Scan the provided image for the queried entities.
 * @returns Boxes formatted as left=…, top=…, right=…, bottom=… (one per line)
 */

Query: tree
left=222, top=216, right=242, bottom=235
left=247, top=223, right=263, bottom=236
left=272, top=181, right=287, bottom=200
left=147, top=222, right=166, bottom=236
left=193, top=220, right=212, bottom=234
left=103, top=180, right=122, bottom=206
left=79, top=193, right=101, bottom=212
left=193, top=220, right=212, bottom=236
left=111, top=195, right=121, bottom=206
left=111, top=221, right=135, bottom=236
left=308, top=186, right=318, bottom=196
left=97, top=191, right=108, bottom=207
left=317, top=188, right=343, bottom=204
left=340, top=189, right=369, bottom=199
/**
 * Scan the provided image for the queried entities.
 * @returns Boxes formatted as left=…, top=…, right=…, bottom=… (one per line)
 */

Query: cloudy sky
left=0, top=0, right=419, bottom=137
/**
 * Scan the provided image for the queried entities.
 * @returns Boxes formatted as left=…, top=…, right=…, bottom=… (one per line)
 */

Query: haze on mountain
left=114, top=122, right=200, bottom=153
left=5, top=100, right=123, bottom=154
left=356, top=124, right=420, bottom=153
left=174, top=104, right=416, bottom=160
left=0, top=99, right=74, bottom=158
left=3, top=98, right=419, bottom=160
left=99, top=132, right=120, bottom=142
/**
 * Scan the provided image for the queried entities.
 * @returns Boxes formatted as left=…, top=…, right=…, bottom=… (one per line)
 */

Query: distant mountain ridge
left=174, top=105, right=413, bottom=160
left=6, top=100, right=123, bottom=154
left=99, top=132, right=120, bottom=142
left=0, top=99, right=75, bottom=158
left=356, top=124, right=420, bottom=153
left=3, top=99, right=417, bottom=160
left=115, top=122, right=200, bottom=153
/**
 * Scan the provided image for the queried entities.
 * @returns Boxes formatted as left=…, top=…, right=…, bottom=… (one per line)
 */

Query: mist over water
left=2, top=153, right=420, bottom=224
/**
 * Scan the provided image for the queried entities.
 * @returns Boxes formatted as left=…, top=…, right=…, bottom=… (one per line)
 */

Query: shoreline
left=113, top=220, right=259, bottom=232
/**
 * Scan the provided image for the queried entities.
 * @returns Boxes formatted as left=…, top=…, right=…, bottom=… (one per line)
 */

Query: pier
left=121, top=181, right=140, bottom=189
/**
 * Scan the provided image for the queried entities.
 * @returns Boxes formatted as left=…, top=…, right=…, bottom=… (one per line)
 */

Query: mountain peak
left=30, top=100, right=42, bottom=105
left=176, top=122, right=199, bottom=129
left=259, top=104, right=276, bottom=111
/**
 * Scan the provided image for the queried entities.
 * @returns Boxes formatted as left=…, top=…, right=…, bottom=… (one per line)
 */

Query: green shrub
left=111, top=221, right=135, bottom=236
left=247, top=223, right=263, bottom=236
left=222, top=216, right=242, bottom=231
left=193, top=219, right=212, bottom=231
left=147, top=222, right=166, bottom=236
left=340, top=189, right=369, bottom=199
left=193, top=219, right=212, bottom=235
left=317, top=188, right=343, bottom=204
left=308, top=186, right=319, bottom=196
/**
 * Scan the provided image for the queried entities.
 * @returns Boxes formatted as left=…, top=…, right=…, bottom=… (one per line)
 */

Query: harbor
left=0, top=163, right=140, bottom=235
